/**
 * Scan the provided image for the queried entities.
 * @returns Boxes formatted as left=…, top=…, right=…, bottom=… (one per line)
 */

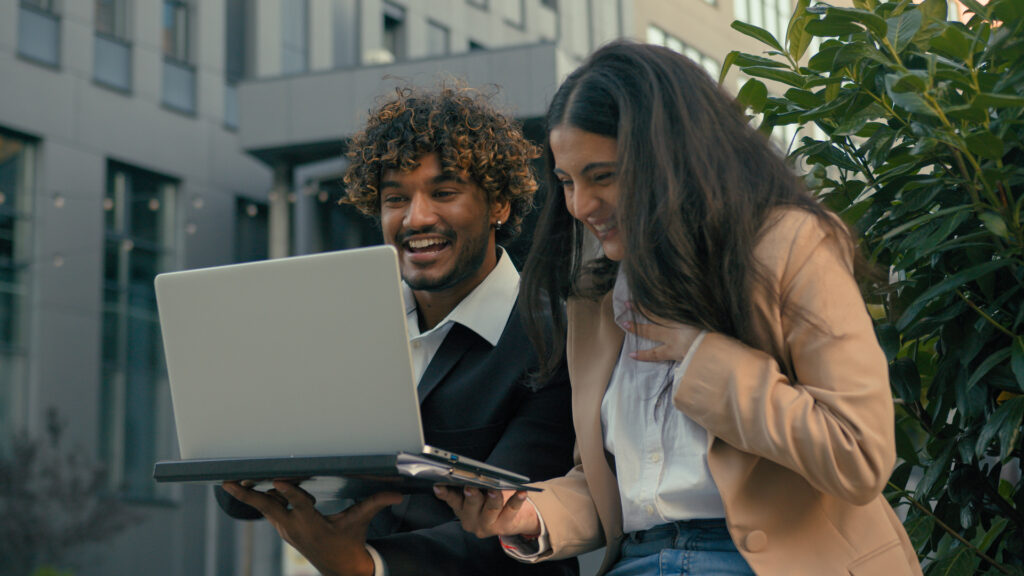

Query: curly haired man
left=221, top=84, right=578, bottom=576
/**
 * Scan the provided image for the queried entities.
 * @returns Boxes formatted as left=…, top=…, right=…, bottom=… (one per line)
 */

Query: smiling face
left=549, top=125, right=624, bottom=261
left=380, top=153, right=509, bottom=297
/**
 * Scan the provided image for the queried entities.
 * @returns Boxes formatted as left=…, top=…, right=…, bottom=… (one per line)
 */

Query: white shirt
left=369, top=248, right=520, bottom=576
left=504, top=271, right=722, bottom=560
left=602, top=271, right=723, bottom=532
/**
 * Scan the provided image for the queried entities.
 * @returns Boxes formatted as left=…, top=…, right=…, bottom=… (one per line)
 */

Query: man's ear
left=491, top=199, right=512, bottom=228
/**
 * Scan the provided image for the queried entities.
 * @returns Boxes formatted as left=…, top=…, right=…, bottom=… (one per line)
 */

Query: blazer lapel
left=417, top=322, right=480, bottom=404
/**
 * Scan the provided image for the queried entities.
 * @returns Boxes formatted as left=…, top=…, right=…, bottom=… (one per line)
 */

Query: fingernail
left=464, top=488, right=473, bottom=497
left=433, top=486, right=444, bottom=497
left=629, top=352, right=638, bottom=359
left=486, top=491, right=499, bottom=499
left=624, top=321, right=633, bottom=330
left=515, top=492, right=528, bottom=501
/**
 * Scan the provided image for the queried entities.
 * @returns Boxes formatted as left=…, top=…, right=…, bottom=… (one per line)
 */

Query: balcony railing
left=17, top=4, right=60, bottom=67
left=94, top=34, right=132, bottom=92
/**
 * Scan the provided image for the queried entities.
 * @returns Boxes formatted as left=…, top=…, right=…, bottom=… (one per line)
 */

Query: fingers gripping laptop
left=151, top=245, right=537, bottom=500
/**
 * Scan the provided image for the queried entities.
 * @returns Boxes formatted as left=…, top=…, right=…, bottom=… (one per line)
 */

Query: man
left=218, top=85, right=578, bottom=576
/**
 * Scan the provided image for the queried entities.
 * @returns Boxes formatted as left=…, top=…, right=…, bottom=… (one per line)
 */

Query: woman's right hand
left=433, top=485, right=542, bottom=539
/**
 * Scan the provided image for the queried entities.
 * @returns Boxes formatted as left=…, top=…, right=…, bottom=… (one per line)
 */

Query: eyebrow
left=553, top=161, right=617, bottom=176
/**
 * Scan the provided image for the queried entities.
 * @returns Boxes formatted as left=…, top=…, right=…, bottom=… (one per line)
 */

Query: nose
left=568, top=184, right=600, bottom=220
left=404, top=192, right=438, bottom=230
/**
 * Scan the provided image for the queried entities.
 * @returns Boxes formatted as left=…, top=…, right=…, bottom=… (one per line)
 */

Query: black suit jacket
left=215, top=302, right=578, bottom=576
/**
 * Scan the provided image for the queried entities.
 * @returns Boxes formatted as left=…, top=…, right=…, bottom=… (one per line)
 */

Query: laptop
left=151, top=245, right=538, bottom=499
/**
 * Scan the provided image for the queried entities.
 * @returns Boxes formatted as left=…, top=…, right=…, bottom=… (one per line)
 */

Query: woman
left=436, top=41, right=921, bottom=575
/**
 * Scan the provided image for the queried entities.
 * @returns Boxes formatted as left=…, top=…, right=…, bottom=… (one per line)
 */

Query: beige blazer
left=526, top=210, right=922, bottom=576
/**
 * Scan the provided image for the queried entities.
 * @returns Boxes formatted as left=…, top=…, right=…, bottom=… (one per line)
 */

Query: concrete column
left=269, top=162, right=292, bottom=259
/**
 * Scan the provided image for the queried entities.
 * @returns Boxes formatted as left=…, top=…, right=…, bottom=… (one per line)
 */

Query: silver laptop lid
left=155, top=245, right=425, bottom=460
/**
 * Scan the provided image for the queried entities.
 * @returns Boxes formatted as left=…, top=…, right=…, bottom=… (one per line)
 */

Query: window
left=18, top=0, right=61, bottom=67
left=162, top=1, right=195, bottom=113
left=0, top=130, right=34, bottom=453
left=282, top=0, right=309, bottom=76
left=467, top=0, right=489, bottom=8
left=225, top=0, right=249, bottom=128
left=734, top=0, right=790, bottom=44
left=541, top=0, right=557, bottom=11
left=468, top=40, right=486, bottom=52
left=100, top=161, right=177, bottom=499
left=383, top=2, right=406, bottom=63
left=94, top=0, right=132, bottom=92
left=310, top=179, right=382, bottom=253
left=426, top=21, right=450, bottom=57
left=646, top=25, right=720, bottom=81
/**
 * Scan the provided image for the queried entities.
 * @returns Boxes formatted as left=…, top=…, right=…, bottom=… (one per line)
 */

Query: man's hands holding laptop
left=222, top=480, right=402, bottom=576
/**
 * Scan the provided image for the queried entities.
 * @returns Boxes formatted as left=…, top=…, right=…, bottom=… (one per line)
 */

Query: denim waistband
left=628, top=519, right=728, bottom=544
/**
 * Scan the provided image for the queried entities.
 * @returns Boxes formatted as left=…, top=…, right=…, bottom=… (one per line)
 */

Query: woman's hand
left=433, top=485, right=542, bottom=539
left=624, top=316, right=702, bottom=363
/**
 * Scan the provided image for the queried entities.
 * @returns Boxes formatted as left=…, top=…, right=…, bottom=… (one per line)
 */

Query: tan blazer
left=526, top=210, right=922, bottom=576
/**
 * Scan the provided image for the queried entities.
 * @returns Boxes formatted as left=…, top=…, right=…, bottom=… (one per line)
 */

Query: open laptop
left=151, top=245, right=537, bottom=499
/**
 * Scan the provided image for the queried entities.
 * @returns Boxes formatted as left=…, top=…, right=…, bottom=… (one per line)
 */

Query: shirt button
left=412, top=341, right=421, bottom=349
left=645, top=505, right=654, bottom=515
left=650, top=453, right=661, bottom=463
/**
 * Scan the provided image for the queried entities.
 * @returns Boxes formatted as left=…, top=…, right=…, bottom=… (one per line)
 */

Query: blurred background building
left=0, top=1, right=805, bottom=574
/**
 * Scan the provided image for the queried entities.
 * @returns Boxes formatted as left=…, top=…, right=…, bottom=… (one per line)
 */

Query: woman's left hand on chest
left=624, top=316, right=703, bottom=363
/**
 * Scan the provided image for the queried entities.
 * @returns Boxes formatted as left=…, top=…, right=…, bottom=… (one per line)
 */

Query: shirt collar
left=402, top=247, right=520, bottom=346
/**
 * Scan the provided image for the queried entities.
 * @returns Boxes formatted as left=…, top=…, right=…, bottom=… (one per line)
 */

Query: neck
left=413, top=246, right=500, bottom=332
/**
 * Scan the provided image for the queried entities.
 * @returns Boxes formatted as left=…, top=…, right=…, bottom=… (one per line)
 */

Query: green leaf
left=919, top=0, right=949, bottom=22
left=896, top=259, right=1010, bottom=331
left=884, top=74, right=936, bottom=116
left=886, top=10, right=923, bottom=54
left=718, top=51, right=737, bottom=85
left=806, top=18, right=864, bottom=37
left=787, top=0, right=815, bottom=62
left=852, top=0, right=878, bottom=10
left=975, top=92, right=1024, bottom=108
left=965, top=132, right=1005, bottom=160
left=881, top=205, right=972, bottom=241
left=742, top=66, right=807, bottom=88
left=973, top=517, right=1009, bottom=555
left=1012, top=337, right=1024, bottom=388
left=928, top=541, right=982, bottom=576
left=975, top=395, right=1024, bottom=462
left=991, top=0, right=1024, bottom=21
left=929, top=25, right=973, bottom=61
left=886, top=71, right=929, bottom=93
left=731, top=52, right=791, bottom=69
left=737, top=79, right=769, bottom=113
left=967, top=347, right=1011, bottom=390
left=826, top=7, right=889, bottom=38
left=731, top=21, right=784, bottom=52
left=978, top=211, right=1010, bottom=238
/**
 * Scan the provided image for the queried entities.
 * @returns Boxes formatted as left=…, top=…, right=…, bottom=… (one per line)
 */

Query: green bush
left=722, top=0, right=1023, bottom=573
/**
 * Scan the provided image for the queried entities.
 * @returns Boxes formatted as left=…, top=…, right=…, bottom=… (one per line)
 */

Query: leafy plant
left=723, top=0, right=1024, bottom=573
left=0, top=408, right=138, bottom=576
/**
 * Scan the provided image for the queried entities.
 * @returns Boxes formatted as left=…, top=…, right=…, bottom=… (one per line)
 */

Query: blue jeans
left=605, top=519, right=755, bottom=576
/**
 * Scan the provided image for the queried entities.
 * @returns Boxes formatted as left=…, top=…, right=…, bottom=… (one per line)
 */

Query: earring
left=495, top=220, right=503, bottom=231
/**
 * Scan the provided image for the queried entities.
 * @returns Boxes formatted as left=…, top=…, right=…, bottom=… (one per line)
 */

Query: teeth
left=593, top=221, right=616, bottom=234
left=408, top=238, right=446, bottom=249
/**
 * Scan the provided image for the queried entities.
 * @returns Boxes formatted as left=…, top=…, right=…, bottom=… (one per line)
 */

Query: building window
left=282, top=0, right=309, bottom=76
left=468, top=40, right=486, bottom=51
left=734, top=0, right=789, bottom=44
left=426, top=21, right=450, bottom=57
left=310, top=179, right=382, bottom=253
left=540, top=0, right=557, bottom=11
left=234, top=198, right=268, bottom=263
left=94, top=0, right=132, bottom=92
left=646, top=25, right=720, bottom=80
left=0, top=130, right=34, bottom=452
left=225, top=0, right=249, bottom=128
left=100, top=161, right=177, bottom=500
left=382, top=2, right=406, bottom=63
left=467, top=0, right=489, bottom=9
left=162, top=1, right=195, bottom=114
left=17, top=0, right=61, bottom=68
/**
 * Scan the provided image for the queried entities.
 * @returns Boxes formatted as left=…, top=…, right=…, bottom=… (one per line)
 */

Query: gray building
left=0, top=1, right=628, bottom=575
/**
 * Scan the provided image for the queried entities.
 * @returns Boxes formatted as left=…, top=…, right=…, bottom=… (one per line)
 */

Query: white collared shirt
left=402, top=247, right=520, bottom=384
left=369, top=248, right=520, bottom=576
left=602, top=271, right=723, bottom=532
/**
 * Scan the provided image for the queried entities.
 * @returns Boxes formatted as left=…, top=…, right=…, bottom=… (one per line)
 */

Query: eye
left=433, top=189, right=456, bottom=199
left=593, top=171, right=616, bottom=183
left=382, top=194, right=406, bottom=205
left=558, top=178, right=574, bottom=190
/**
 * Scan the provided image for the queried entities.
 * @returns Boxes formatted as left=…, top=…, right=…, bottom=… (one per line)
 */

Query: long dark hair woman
left=436, top=40, right=922, bottom=576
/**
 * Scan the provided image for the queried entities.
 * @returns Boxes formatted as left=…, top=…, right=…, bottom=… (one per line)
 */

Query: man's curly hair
left=342, top=84, right=541, bottom=244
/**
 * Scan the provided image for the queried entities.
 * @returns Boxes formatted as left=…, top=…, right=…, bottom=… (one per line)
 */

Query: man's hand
left=433, top=485, right=541, bottom=539
left=222, top=481, right=402, bottom=576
